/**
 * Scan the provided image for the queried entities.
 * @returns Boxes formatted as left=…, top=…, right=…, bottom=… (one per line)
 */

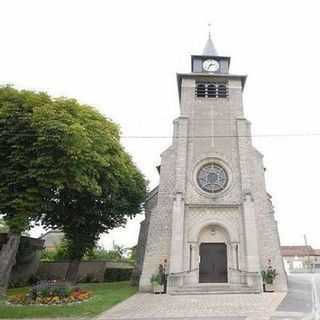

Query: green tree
left=40, top=239, right=70, bottom=262
left=0, top=218, right=9, bottom=233
left=0, top=87, right=52, bottom=296
left=0, top=86, right=146, bottom=291
left=85, top=243, right=128, bottom=262
left=41, top=242, right=129, bottom=263
left=34, top=97, right=146, bottom=281
left=127, top=245, right=137, bottom=264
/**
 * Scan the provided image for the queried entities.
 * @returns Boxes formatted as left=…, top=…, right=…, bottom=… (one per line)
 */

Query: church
left=135, top=34, right=287, bottom=294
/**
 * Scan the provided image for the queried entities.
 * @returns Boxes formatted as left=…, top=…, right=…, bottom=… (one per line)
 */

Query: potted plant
left=150, top=274, right=164, bottom=294
left=261, top=265, right=278, bottom=292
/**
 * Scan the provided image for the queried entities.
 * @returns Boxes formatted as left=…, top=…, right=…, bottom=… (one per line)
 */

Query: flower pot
left=152, top=283, right=164, bottom=294
left=264, top=283, right=274, bottom=292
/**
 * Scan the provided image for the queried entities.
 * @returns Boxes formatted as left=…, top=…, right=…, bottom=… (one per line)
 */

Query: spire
left=202, top=24, right=218, bottom=56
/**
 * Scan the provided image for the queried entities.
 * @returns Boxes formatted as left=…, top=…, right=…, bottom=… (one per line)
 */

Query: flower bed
left=8, top=281, right=92, bottom=305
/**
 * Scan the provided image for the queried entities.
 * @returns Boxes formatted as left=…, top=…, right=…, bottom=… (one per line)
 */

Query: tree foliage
left=0, top=87, right=51, bottom=232
left=0, top=218, right=9, bottom=233
left=0, top=85, right=146, bottom=263
left=41, top=242, right=133, bottom=264
left=40, top=240, right=70, bottom=262
left=85, top=244, right=128, bottom=262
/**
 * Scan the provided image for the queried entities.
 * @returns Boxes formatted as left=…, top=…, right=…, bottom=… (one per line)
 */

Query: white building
left=136, top=34, right=287, bottom=294
left=39, top=230, right=64, bottom=252
left=281, top=246, right=320, bottom=273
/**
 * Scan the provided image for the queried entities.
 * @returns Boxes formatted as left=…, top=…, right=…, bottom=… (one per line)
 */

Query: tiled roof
left=281, top=245, right=320, bottom=257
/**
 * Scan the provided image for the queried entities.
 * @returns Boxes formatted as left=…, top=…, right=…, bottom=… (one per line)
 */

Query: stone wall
left=133, top=187, right=158, bottom=285
left=236, top=118, right=287, bottom=291
left=137, top=69, right=288, bottom=292
left=0, top=234, right=44, bottom=286
left=139, top=146, right=176, bottom=291
left=251, top=148, right=288, bottom=291
left=37, top=261, right=133, bottom=282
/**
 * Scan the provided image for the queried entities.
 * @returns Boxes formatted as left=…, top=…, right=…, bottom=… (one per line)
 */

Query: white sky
left=1, top=0, right=320, bottom=249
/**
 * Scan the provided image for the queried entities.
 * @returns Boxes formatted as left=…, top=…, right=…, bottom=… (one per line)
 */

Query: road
left=271, top=273, right=320, bottom=319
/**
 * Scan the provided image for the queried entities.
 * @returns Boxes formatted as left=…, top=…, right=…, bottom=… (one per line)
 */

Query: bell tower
left=191, top=32, right=230, bottom=74
left=137, top=31, right=287, bottom=294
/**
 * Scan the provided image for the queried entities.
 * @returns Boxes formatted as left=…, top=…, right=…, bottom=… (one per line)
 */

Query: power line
left=0, top=116, right=256, bottom=121
left=0, top=116, right=302, bottom=123
left=1, top=132, right=320, bottom=139
left=120, top=133, right=320, bottom=139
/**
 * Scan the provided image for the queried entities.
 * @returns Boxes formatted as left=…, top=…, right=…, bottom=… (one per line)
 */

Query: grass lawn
left=0, top=281, right=137, bottom=318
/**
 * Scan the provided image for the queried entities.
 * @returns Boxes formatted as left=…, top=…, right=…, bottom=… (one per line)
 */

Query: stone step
left=175, top=285, right=247, bottom=291
left=169, top=284, right=260, bottom=295
left=170, top=290, right=260, bottom=295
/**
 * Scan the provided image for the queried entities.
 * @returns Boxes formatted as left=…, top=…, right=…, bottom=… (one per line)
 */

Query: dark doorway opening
left=199, top=243, right=228, bottom=283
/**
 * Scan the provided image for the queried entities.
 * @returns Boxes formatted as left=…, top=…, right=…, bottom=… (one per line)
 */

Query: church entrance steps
left=169, top=283, right=260, bottom=295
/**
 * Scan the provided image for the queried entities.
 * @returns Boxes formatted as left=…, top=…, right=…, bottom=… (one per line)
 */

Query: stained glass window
left=197, top=163, right=228, bottom=193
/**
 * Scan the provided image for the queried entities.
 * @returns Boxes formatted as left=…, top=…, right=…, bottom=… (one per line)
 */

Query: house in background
left=40, top=230, right=64, bottom=252
left=281, top=246, right=320, bottom=273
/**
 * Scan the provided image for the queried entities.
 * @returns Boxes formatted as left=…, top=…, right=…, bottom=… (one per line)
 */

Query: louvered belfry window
left=196, top=83, right=206, bottom=97
left=196, top=81, right=228, bottom=98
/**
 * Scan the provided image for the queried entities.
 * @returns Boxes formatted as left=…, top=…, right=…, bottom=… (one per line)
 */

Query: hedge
left=104, top=268, right=133, bottom=282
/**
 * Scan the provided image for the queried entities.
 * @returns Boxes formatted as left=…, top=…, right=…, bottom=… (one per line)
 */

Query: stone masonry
left=136, top=36, right=288, bottom=293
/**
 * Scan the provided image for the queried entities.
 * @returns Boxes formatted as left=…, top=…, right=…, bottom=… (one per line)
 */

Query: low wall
left=37, top=261, right=133, bottom=282
left=289, top=268, right=320, bottom=274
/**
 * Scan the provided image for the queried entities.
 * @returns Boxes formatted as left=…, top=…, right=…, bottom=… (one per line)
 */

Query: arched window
left=196, top=83, right=206, bottom=97
left=207, top=83, right=217, bottom=98
left=217, top=84, right=228, bottom=98
left=195, top=81, right=228, bottom=98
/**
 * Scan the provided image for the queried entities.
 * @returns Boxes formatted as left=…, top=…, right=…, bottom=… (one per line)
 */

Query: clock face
left=202, top=59, right=219, bottom=72
left=197, top=163, right=228, bottom=193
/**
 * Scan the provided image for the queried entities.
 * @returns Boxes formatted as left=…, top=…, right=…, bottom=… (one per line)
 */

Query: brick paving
left=97, top=292, right=287, bottom=320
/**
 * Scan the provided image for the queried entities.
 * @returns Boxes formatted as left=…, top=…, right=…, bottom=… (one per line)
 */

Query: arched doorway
left=198, top=224, right=229, bottom=283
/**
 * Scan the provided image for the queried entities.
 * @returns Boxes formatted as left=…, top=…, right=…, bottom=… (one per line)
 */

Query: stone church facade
left=136, top=35, right=287, bottom=294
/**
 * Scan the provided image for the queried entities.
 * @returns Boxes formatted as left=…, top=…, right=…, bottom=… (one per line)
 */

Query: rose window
left=197, top=163, right=228, bottom=193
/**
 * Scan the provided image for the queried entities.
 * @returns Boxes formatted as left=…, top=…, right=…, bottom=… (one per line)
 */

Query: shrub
left=40, top=240, right=70, bottom=262
left=150, top=274, right=161, bottom=285
left=77, top=273, right=98, bottom=283
left=8, top=274, right=40, bottom=288
left=28, top=274, right=40, bottom=286
left=30, top=281, right=72, bottom=299
left=8, top=279, right=28, bottom=289
left=104, top=268, right=132, bottom=282
left=261, top=267, right=278, bottom=285
left=84, top=244, right=133, bottom=263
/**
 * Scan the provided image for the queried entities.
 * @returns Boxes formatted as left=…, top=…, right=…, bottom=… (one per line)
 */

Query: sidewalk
left=97, top=292, right=287, bottom=320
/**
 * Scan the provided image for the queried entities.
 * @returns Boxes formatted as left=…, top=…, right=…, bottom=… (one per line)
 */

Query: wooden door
left=199, top=243, right=228, bottom=283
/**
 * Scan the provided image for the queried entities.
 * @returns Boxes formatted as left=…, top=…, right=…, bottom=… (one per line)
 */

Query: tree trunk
left=65, top=259, right=81, bottom=284
left=0, top=233, right=21, bottom=297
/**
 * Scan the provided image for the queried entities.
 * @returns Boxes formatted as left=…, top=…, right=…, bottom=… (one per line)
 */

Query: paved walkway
left=97, top=292, right=287, bottom=320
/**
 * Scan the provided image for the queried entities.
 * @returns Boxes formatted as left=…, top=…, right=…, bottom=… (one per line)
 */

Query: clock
left=197, top=163, right=228, bottom=193
left=202, top=59, right=220, bottom=72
